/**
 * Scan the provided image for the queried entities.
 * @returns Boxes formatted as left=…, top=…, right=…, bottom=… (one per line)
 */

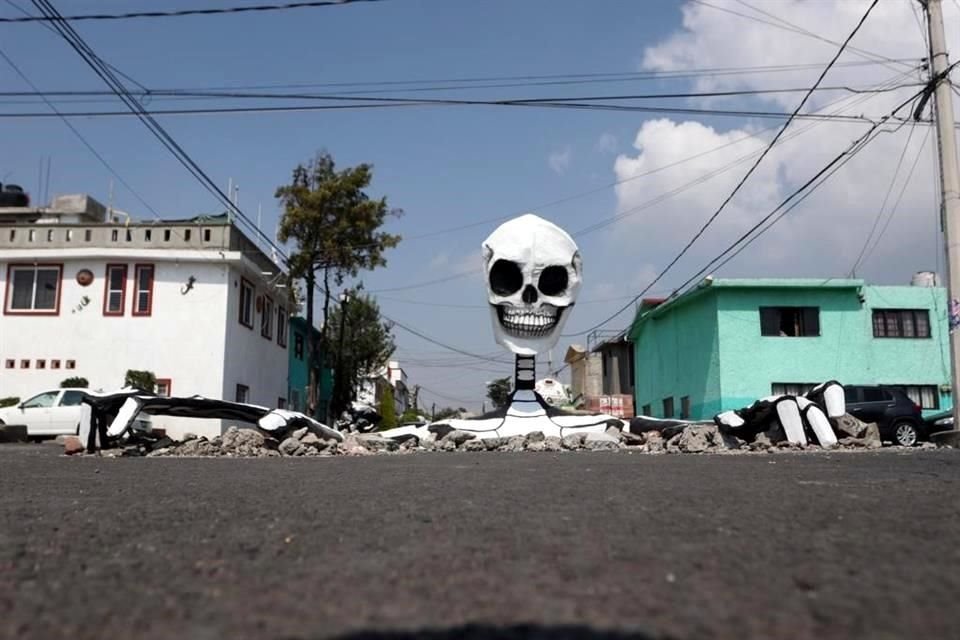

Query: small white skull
left=482, top=214, right=582, bottom=355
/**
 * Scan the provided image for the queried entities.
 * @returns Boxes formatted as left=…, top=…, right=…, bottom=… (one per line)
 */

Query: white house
left=0, top=195, right=291, bottom=439
left=355, top=360, right=410, bottom=417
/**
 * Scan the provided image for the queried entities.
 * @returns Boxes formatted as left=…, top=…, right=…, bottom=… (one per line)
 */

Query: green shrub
left=60, top=376, right=89, bottom=388
left=0, top=397, right=20, bottom=408
left=379, top=386, right=397, bottom=429
left=124, top=369, right=156, bottom=393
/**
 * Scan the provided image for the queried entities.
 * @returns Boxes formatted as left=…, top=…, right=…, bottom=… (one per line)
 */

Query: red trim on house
left=239, top=277, right=254, bottom=329
left=3, top=263, right=64, bottom=316
left=156, top=378, right=172, bottom=397
left=133, top=263, right=155, bottom=317
left=102, top=263, right=128, bottom=316
left=261, top=294, right=274, bottom=340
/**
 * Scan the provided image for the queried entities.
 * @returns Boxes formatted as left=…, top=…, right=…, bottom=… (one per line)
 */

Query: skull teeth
left=496, top=306, right=561, bottom=338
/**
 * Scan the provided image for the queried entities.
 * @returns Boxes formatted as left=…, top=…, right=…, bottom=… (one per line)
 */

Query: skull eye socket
left=489, top=259, right=523, bottom=296
left=538, top=266, right=568, bottom=297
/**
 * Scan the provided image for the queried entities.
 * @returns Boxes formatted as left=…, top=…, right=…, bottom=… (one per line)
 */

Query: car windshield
left=21, top=391, right=58, bottom=409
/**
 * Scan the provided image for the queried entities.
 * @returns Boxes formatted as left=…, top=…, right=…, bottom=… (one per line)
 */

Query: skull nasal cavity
left=489, top=259, right=523, bottom=296
left=522, top=285, right=538, bottom=303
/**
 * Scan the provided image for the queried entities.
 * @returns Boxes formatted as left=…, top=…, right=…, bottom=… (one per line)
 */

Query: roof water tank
left=911, top=271, right=940, bottom=287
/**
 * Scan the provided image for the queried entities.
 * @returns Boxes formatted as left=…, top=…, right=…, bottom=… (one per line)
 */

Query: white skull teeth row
left=498, top=307, right=558, bottom=337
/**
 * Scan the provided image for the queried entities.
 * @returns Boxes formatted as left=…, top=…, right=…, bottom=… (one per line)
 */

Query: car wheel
left=894, top=421, right=919, bottom=447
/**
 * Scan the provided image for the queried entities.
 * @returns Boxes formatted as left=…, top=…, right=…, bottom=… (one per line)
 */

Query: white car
left=0, top=388, right=88, bottom=436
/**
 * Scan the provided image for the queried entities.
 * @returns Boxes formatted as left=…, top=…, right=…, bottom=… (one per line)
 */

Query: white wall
left=221, top=264, right=289, bottom=410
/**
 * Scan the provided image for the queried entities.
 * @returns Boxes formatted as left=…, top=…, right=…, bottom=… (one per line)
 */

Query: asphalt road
left=1, top=445, right=958, bottom=640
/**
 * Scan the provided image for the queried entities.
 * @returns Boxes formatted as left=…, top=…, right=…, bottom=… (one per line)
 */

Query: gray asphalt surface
left=0, top=445, right=958, bottom=640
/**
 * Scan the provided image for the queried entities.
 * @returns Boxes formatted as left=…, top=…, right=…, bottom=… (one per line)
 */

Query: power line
left=858, top=127, right=932, bottom=270
left=1, top=0, right=389, bottom=22
left=0, top=99, right=895, bottom=122
left=29, top=0, right=286, bottom=264
left=692, top=0, right=913, bottom=72
left=849, top=122, right=921, bottom=276
left=564, top=82, right=929, bottom=338
left=564, top=0, right=882, bottom=338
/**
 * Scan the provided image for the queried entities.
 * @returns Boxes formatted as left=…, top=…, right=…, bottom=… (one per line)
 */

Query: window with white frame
left=277, top=305, right=288, bottom=347
left=104, top=264, right=127, bottom=315
left=133, top=264, right=154, bottom=316
left=261, top=296, right=274, bottom=339
left=239, top=279, right=254, bottom=328
left=6, top=264, right=62, bottom=314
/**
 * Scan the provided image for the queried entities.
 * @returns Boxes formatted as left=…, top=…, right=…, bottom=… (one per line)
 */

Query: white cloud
left=594, top=133, right=618, bottom=154
left=548, top=147, right=573, bottom=175
left=601, top=0, right=954, bottom=287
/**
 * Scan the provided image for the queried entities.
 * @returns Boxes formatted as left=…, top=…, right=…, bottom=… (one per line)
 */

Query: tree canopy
left=486, top=377, right=513, bottom=410
left=275, top=150, right=401, bottom=419
left=326, top=293, right=396, bottom=417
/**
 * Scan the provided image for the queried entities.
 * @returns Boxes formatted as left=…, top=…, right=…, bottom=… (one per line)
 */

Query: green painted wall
left=632, top=293, right=722, bottom=418
left=631, top=281, right=952, bottom=420
left=288, top=317, right=332, bottom=417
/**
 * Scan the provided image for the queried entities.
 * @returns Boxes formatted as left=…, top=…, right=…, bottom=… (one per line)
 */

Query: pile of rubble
left=64, top=412, right=937, bottom=457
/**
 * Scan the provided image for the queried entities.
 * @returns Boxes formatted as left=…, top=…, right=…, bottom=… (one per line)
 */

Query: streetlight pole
left=921, top=0, right=960, bottom=434
left=335, top=289, right=351, bottom=418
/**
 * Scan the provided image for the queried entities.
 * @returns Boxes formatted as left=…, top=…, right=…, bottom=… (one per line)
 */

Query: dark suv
left=843, top=385, right=925, bottom=446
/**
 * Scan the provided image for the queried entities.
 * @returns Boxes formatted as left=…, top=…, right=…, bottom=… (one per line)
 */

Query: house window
left=277, top=306, right=288, bottom=347
left=872, top=309, right=931, bottom=338
left=759, top=306, right=820, bottom=337
left=291, top=389, right=302, bottom=412
left=4, top=359, right=13, bottom=369
left=84, top=229, right=92, bottom=242
left=46, top=229, right=54, bottom=242
left=36, top=359, right=46, bottom=369
left=662, top=397, right=675, bottom=419
left=103, top=264, right=127, bottom=316
left=65, top=229, right=73, bottom=242
left=133, top=264, right=154, bottom=316
left=277, top=397, right=286, bottom=409
left=184, top=229, right=192, bottom=242
left=145, top=229, right=152, bottom=242
left=236, top=384, right=250, bottom=404
left=261, top=296, right=274, bottom=339
left=5, top=264, right=62, bottom=314
left=66, top=360, right=76, bottom=369
left=772, top=382, right=818, bottom=396
left=125, top=229, right=132, bottom=242
left=642, top=403, right=651, bottom=416
left=203, top=229, right=211, bottom=242
left=680, top=396, right=691, bottom=419
left=20, top=359, right=29, bottom=369
left=294, top=333, right=304, bottom=360
left=156, top=378, right=172, bottom=397
left=239, top=279, right=254, bottom=329
left=111, top=229, right=118, bottom=242
left=163, top=229, right=171, bottom=242
left=51, top=359, right=60, bottom=369
left=890, top=384, right=940, bottom=410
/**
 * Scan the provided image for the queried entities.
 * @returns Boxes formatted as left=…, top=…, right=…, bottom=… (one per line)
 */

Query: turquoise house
left=288, top=316, right=333, bottom=417
left=628, top=278, right=952, bottom=420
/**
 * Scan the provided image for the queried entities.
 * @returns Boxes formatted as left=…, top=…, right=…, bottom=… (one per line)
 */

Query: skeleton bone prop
left=383, top=214, right=621, bottom=441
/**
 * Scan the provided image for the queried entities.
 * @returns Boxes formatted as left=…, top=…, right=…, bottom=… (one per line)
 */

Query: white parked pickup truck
left=0, top=388, right=89, bottom=436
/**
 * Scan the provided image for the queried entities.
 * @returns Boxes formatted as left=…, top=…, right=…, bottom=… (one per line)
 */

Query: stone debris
left=67, top=413, right=942, bottom=458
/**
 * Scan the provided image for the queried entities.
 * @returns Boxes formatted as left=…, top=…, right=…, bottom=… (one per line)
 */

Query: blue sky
left=1, top=1, right=952, bottom=411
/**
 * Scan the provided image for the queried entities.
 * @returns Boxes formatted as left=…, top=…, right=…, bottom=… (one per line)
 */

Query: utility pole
left=923, top=0, right=960, bottom=431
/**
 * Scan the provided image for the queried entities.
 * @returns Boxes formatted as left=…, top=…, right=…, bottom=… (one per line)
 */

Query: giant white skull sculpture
left=482, top=214, right=582, bottom=355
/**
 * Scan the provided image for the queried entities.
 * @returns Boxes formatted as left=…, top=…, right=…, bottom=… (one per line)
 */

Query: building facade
left=287, top=316, right=333, bottom=416
left=0, top=203, right=291, bottom=438
left=629, top=278, right=952, bottom=420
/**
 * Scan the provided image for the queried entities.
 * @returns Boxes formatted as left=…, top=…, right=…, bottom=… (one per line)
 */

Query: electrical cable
left=562, top=81, right=931, bottom=338
left=563, top=0, right=882, bottom=337
left=2, top=0, right=389, bottom=22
